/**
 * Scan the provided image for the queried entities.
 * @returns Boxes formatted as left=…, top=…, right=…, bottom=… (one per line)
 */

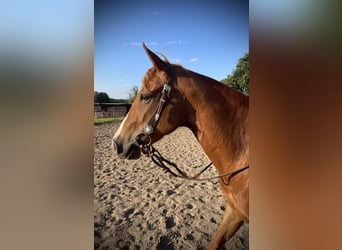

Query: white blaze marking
left=113, top=115, right=128, bottom=141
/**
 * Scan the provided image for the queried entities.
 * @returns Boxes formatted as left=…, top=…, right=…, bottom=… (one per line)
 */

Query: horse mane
left=143, top=55, right=248, bottom=110
left=174, top=64, right=248, bottom=107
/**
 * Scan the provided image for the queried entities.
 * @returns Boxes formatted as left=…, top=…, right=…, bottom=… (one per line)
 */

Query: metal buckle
left=163, top=84, right=171, bottom=94
left=144, top=125, right=154, bottom=135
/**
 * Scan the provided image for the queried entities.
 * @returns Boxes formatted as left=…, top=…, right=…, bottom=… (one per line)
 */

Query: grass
left=94, top=117, right=125, bottom=125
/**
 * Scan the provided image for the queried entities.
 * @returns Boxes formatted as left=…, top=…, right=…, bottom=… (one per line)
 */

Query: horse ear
left=142, top=42, right=168, bottom=71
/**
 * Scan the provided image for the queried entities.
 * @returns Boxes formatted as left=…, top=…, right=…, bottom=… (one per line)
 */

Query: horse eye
left=140, top=94, right=153, bottom=103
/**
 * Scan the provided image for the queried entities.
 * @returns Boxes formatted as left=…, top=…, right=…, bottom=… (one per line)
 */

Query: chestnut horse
left=112, top=43, right=249, bottom=249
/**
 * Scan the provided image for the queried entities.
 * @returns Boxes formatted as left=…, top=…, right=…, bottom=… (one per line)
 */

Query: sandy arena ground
left=94, top=122, right=248, bottom=249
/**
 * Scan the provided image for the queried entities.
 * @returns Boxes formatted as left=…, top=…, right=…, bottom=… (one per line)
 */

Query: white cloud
left=189, top=57, right=199, bottom=63
left=146, top=42, right=158, bottom=46
left=166, top=40, right=187, bottom=45
left=124, top=41, right=158, bottom=46
left=126, top=40, right=187, bottom=47
left=128, top=42, right=140, bottom=46
left=170, top=58, right=182, bottom=64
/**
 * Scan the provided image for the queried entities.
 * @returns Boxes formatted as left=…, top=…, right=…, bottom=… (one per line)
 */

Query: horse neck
left=177, top=68, right=249, bottom=170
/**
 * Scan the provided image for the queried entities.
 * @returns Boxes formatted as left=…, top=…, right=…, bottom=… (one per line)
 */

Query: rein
left=141, top=143, right=249, bottom=185
left=136, top=64, right=249, bottom=185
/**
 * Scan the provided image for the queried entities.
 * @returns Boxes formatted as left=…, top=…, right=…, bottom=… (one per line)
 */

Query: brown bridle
left=135, top=65, right=175, bottom=149
left=134, top=65, right=249, bottom=185
left=143, top=66, right=174, bottom=136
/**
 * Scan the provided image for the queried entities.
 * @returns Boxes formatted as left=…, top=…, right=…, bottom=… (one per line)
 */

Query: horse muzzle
left=112, top=138, right=141, bottom=160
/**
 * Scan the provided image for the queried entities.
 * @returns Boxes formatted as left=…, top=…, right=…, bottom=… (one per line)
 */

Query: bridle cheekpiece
left=136, top=66, right=175, bottom=155
left=143, top=83, right=172, bottom=136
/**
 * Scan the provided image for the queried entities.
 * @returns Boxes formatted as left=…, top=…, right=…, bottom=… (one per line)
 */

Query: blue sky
left=95, top=0, right=248, bottom=99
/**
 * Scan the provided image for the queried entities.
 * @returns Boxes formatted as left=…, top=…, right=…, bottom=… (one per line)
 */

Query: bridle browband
left=135, top=65, right=249, bottom=185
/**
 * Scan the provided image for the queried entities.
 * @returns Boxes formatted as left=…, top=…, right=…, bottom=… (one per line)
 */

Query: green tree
left=128, top=86, right=139, bottom=103
left=94, top=91, right=111, bottom=103
left=221, top=53, right=249, bottom=96
left=110, top=98, right=129, bottom=103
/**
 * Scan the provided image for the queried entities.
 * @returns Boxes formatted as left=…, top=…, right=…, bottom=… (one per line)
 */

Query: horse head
left=112, top=43, right=185, bottom=159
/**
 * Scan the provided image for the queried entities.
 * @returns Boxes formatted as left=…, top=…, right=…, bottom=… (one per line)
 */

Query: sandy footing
left=94, top=122, right=248, bottom=249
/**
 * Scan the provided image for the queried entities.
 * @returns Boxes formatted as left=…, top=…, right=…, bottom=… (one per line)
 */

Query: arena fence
left=94, top=103, right=131, bottom=118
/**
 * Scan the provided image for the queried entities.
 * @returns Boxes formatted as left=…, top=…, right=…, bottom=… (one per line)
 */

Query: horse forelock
left=142, top=67, right=169, bottom=92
